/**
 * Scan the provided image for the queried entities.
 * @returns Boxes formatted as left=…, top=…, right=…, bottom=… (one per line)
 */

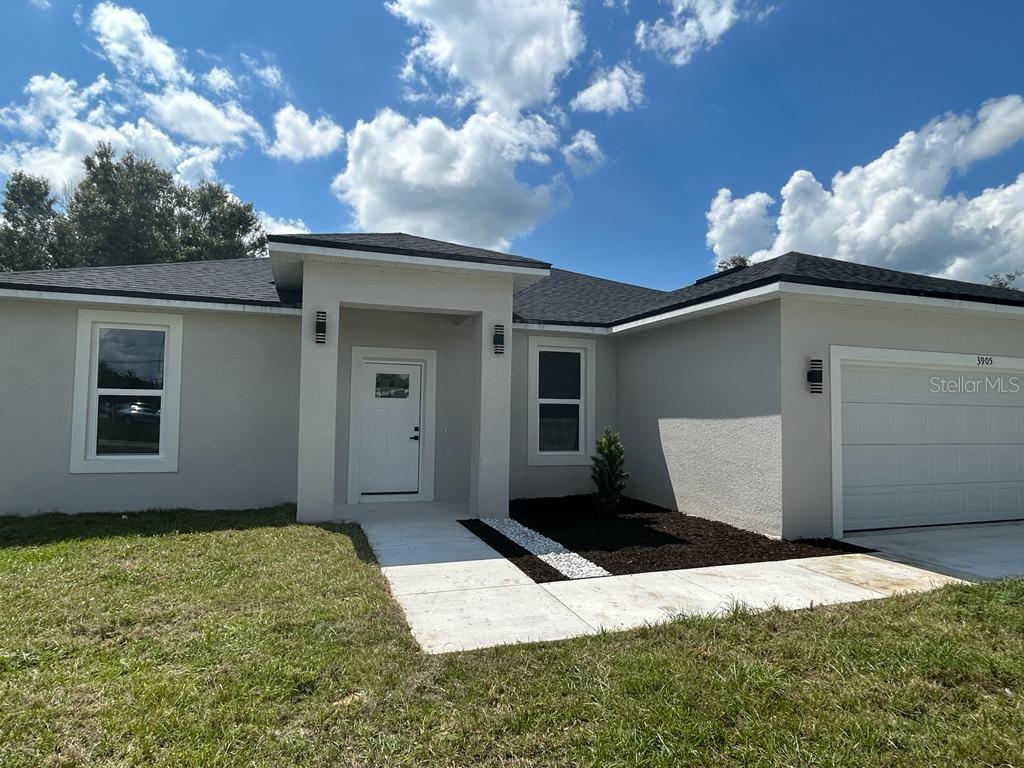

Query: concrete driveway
left=844, top=521, right=1024, bottom=581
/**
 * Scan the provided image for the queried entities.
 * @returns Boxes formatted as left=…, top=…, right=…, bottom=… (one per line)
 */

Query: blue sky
left=2, top=1, right=1024, bottom=290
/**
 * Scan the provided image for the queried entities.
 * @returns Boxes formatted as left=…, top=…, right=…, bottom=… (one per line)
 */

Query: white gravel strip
left=481, top=518, right=611, bottom=580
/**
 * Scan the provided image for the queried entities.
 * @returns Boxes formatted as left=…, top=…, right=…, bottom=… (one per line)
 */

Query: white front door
left=360, top=362, right=422, bottom=495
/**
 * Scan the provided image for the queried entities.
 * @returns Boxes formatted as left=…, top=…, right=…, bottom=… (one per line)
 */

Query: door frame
left=347, top=346, right=437, bottom=504
left=829, top=345, right=1024, bottom=537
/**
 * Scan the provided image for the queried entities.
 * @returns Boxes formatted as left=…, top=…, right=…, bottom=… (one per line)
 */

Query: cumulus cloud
left=90, top=2, right=192, bottom=84
left=242, top=54, right=284, bottom=91
left=144, top=88, right=264, bottom=147
left=387, top=0, right=585, bottom=113
left=570, top=61, right=644, bottom=114
left=636, top=0, right=748, bottom=66
left=202, top=66, right=236, bottom=95
left=0, top=73, right=108, bottom=135
left=704, top=95, right=1024, bottom=281
left=332, top=108, right=562, bottom=248
left=561, top=129, right=604, bottom=175
left=257, top=210, right=310, bottom=234
left=268, top=105, right=344, bottom=162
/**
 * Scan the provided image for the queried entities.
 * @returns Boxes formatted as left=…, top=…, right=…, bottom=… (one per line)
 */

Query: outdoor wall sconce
left=493, top=323, right=505, bottom=354
left=314, top=311, right=327, bottom=344
left=807, top=358, right=823, bottom=393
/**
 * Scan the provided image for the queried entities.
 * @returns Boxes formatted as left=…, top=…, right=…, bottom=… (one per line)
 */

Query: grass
left=1, top=507, right=1022, bottom=767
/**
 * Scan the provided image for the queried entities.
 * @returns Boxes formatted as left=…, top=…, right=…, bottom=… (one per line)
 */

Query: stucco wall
left=334, top=308, right=475, bottom=503
left=615, top=301, right=784, bottom=537
left=508, top=330, right=617, bottom=498
left=780, top=296, right=1024, bottom=538
left=0, top=298, right=300, bottom=516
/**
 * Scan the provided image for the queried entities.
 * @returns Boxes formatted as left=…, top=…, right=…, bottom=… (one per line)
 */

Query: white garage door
left=841, top=361, right=1024, bottom=531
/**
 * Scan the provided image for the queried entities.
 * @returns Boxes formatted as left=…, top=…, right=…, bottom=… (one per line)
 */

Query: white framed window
left=527, top=336, right=596, bottom=466
left=70, top=309, right=183, bottom=474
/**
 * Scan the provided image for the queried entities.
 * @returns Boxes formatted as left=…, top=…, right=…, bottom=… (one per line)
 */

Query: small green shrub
left=591, top=426, right=629, bottom=513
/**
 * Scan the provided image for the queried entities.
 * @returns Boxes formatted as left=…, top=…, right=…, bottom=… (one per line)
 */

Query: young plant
left=591, top=426, right=629, bottom=513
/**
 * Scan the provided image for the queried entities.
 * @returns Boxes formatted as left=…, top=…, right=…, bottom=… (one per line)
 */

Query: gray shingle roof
left=513, top=269, right=666, bottom=325
left=616, top=252, right=1024, bottom=325
left=0, top=258, right=298, bottom=307
left=268, top=232, right=551, bottom=269
left=3, top=248, right=1023, bottom=325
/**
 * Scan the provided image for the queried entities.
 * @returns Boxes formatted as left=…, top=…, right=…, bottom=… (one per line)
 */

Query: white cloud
left=257, top=210, right=310, bottom=234
left=0, top=73, right=108, bottom=135
left=636, top=0, right=747, bottom=66
left=561, top=129, right=604, bottom=175
left=242, top=54, right=284, bottom=91
left=144, top=88, right=264, bottom=146
left=332, top=108, right=562, bottom=248
left=570, top=61, right=644, bottom=114
left=268, top=105, right=344, bottom=162
left=29, top=0, right=51, bottom=9
left=202, top=66, right=236, bottom=95
left=387, top=0, right=586, bottom=113
left=90, top=2, right=192, bottom=85
left=704, top=95, right=1024, bottom=282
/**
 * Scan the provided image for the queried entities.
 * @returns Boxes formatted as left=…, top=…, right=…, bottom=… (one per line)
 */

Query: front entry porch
left=289, top=255, right=522, bottom=523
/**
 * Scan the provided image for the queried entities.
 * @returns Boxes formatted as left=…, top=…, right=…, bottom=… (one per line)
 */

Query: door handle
left=409, top=435, right=420, bottom=441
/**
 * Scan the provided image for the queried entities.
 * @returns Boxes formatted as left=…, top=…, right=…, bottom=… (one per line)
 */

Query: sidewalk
left=359, top=517, right=965, bottom=654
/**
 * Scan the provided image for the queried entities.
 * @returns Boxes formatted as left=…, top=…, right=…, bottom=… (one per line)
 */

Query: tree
left=59, top=144, right=180, bottom=268
left=0, top=172, right=59, bottom=272
left=175, top=181, right=265, bottom=262
left=715, top=254, right=750, bottom=272
left=987, top=270, right=1022, bottom=289
left=591, top=426, right=629, bottom=514
left=0, top=143, right=266, bottom=272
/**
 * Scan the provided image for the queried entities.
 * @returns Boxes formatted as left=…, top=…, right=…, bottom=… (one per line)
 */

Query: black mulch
left=459, top=518, right=568, bottom=583
left=466, top=495, right=871, bottom=583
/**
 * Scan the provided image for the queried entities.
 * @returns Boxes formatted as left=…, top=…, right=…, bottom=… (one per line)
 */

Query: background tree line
left=0, top=143, right=266, bottom=272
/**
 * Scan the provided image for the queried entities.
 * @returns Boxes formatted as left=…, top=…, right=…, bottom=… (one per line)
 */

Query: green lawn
left=1, top=508, right=1022, bottom=767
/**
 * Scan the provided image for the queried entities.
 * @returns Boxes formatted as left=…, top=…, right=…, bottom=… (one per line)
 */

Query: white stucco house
left=3, top=232, right=1024, bottom=539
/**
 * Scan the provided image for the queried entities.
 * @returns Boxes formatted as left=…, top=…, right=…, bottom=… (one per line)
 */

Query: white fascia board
left=610, top=283, right=782, bottom=334
left=0, top=287, right=301, bottom=316
left=778, top=281, right=1024, bottom=319
left=512, top=322, right=610, bottom=336
left=269, top=241, right=551, bottom=281
left=607, top=280, right=1024, bottom=336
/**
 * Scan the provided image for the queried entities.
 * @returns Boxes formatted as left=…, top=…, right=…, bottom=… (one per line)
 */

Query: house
left=2, top=232, right=1024, bottom=540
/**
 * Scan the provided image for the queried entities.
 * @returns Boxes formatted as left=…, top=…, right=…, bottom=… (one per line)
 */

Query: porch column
left=470, top=305, right=512, bottom=517
left=296, top=273, right=340, bottom=522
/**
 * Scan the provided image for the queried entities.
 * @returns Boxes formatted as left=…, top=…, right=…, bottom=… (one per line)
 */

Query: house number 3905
left=977, top=356, right=994, bottom=365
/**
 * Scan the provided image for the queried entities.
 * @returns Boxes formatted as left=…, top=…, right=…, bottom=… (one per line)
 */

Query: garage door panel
left=842, top=402, right=1024, bottom=445
left=841, top=361, right=1024, bottom=531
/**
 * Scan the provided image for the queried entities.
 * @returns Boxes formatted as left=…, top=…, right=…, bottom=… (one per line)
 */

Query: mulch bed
left=462, top=496, right=871, bottom=584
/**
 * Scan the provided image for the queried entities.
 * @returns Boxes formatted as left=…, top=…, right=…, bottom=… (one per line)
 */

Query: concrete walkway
left=358, top=516, right=965, bottom=654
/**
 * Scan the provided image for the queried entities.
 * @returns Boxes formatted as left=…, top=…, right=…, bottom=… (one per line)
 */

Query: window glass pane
left=539, top=403, right=579, bottom=452
left=538, top=350, right=581, bottom=399
left=97, top=329, right=165, bottom=389
left=96, top=395, right=161, bottom=455
left=375, top=372, right=410, bottom=398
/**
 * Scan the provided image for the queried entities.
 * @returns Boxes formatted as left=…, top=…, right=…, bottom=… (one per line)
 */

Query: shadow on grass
left=0, top=505, right=309, bottom=548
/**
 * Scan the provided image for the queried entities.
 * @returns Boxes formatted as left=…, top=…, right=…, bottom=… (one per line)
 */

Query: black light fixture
left=492, top=323, right=505, bottom=354
left=807, top=358, right=823, bottom=393
left=314, top=310, right=327, bottom=344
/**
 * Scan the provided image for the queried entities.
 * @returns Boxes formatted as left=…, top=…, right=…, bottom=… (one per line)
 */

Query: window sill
left=528, top=452, right=592, bottom=467
left=70, top=456, right=178, bottom=474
